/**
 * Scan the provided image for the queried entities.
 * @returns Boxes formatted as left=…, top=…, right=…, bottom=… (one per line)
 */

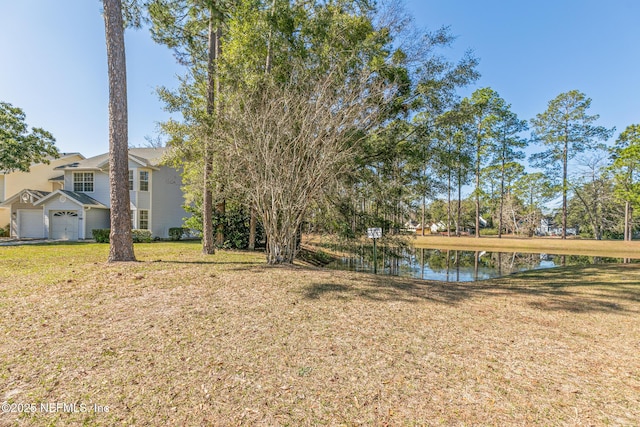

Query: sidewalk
left=0, top=238, right=93, bottom=246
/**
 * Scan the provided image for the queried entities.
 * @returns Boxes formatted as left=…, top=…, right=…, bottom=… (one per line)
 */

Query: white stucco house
left=0, top=147, right=188, bottom=240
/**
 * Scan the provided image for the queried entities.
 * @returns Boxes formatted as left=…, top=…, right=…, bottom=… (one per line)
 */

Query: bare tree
left=103, top=0, right=135, bottom=262
left=223, top=65, right=385, bottom=264
left=571, top=151, right=615, bottom=240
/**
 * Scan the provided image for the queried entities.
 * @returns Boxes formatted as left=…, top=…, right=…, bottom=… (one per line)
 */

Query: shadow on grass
left=155, top=260, right=258, bottom=266
left=301, top=264, right=640, bottom=314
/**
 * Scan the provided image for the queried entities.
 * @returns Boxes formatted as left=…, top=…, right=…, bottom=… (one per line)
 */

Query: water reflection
left=324, top=245, right=635, bottom=282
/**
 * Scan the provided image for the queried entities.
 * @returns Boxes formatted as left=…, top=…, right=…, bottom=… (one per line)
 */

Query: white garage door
left=50, top=211, right=79, bottom=240
left=18, top=210, right=44, bottom=238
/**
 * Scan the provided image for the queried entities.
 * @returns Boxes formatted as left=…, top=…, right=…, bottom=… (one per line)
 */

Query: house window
left=129, top=170, right=134, bottom=191
left=73, top=172, right=94, bottom=192
left=130, top=210, right=135, bottom=228
left=139, top=171, right=149, bottom=191
left=139, top=210, right=149, bottom=230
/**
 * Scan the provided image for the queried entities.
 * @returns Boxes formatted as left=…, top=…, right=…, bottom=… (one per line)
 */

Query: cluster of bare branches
left=221, top=64, right=389, bottom=263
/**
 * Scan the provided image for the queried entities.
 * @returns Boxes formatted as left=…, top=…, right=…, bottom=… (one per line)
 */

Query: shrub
left=92, top=229, right=153, bottom=243
left=131, top=229, right=152, bottom=243
left=92, top=229, right=110, bottom=243
left=184, top=203, right=265, bottom=249
left=480, top=228, right=498, bottom=236
left=169, top=227, right=187, bottom=241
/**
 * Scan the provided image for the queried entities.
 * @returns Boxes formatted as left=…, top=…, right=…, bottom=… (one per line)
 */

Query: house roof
left=0, top=189, right=51, bottom=207
left=0, top=152, right=85, bottom=175
left=55, top=147, right=167, bottom=171
left=48, top=175, right=65, bottom=181
left=34, top=190, right=108, bottom=208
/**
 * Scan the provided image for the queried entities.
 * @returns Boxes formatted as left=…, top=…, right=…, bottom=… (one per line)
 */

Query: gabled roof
left=59, top=152, right=85, bottom=160
left=34, top=190, right=108, bottom=209
left=55, top=147, right=167, bottom=171
left=0, top=189, right=51, bottom=207
left=0, top=152, right=85, bottom=175
left=48, top=175, right=65, bottom=182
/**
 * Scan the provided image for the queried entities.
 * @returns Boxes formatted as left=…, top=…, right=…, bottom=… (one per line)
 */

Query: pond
left=324, top=245, right=637, bottom=282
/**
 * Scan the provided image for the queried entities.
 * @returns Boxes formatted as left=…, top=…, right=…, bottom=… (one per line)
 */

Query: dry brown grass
left=412, top=235, right=640, bottom=259
left=1, top=242, right=639, bottom=426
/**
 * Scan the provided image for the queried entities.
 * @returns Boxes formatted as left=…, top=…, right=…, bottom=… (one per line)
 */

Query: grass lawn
left=412, top=235, right=640, bottom=259
left=1, top=242, right=639, bottom=425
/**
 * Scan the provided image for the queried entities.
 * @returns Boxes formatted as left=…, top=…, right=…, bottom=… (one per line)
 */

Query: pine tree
left=530, top=90, right=613, bottom=239
left=103, top=0, right=136, bottom=262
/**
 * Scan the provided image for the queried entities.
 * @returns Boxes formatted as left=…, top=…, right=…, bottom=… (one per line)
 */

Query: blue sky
left=404, top=0, right=640, bottom=141
left=1, top=1, right=639, bottom=161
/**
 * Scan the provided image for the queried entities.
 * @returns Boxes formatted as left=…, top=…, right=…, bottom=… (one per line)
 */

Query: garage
left=50, top=210, right=79, bottom=240
left=18, top=209, right=45, bottom=238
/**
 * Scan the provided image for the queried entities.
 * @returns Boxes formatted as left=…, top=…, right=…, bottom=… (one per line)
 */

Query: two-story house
left=0, top=152, right=86, bottom=230
left=0, top=148, right=188, bottom=240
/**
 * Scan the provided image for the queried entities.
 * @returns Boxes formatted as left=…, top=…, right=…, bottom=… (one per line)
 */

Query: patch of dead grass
left=0, top=242, right=639, bottom=425
left=412, top=234, right=640, bottom=259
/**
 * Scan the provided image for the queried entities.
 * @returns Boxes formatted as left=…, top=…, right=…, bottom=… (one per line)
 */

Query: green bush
left=92, top=229, right=153, bottom=243
left=480, top=228, right=498, bottom=236
left=169, top=227, right=187, bottom=241
left=0, top=224, right=9, bottom=237
left=92, top=229, right=110, bottom=243
left=183, top=203, right=265, bottom=249
left=131, top=229, right=152, bottom=243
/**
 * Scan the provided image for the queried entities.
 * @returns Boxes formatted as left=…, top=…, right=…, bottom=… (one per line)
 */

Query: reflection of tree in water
left=326, top=242, right=412, bottom=275
left=488, top=252, right=541, bottom=275
left=417, top=249, right=484, bottom=281
left=324, top=243, right=636, bottom=280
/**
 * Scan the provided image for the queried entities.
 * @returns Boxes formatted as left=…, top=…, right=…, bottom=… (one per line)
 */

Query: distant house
left=0, top=148, right=189, bottom=240
left=0, top=152, right=85, bottom=228
left=403, top=220, right=419, bottom=233
left=536, top=217, right=577, bottom=236
left=430, top=222, right=447, bottom=234
left=538, top=217, right=552, bottom=235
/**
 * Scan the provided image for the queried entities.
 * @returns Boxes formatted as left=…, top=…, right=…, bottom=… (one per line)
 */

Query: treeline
left=311, top=86, right=639, bottom=242
left=126, top=0, right=638, bottom=264
left=313, top=84, right=639, bottom=242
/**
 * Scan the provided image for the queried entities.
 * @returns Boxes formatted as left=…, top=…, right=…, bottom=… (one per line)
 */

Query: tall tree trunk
left=202, top=11, right=217, bottom=255
left=421, top=195, right=425, bottom=236
left=447, top=169, right=451, bottom=237
left=630, top=206, right=634, bottom=241
left=562, top=138, right=568, bottom=239
left=214, top=25, right=225, bottom=247
left=103, top=0, right=135, bottom=262
left=498, top=150, right=505, bottom=238
left=215, top=199, right=225, bottom=246
left=625, top=201, right=631, bottom=241
left=265, top=0, right=276, bottom=74
left=475, top=137, right=480, bottom=238
left=248, top=208, right=257, bottom=249
left=457, top=170, right=462, bottom=237
left=202, top=155, right=215, bottom=254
